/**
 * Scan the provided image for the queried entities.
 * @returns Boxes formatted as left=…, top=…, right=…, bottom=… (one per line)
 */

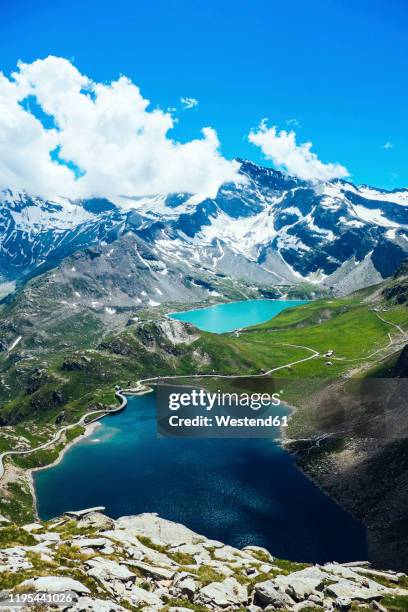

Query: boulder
left=198, top=576, right=248, bottom=608
left=126, top=560, right=174, bottom=581
left=73, top=537, right=110, bottom=550
left=275, top=566, right=331, bottom=600
left=34, top=532, right=61, bottom=542
left=129, top=585, right=162, bottom=607
left=22, top=523, right=43, bottom=532
left=326, top=578, right=389, bottom=601
left=173, top=572, right=197, bottom=598
left=213, top=545, right=254, bottom=562
left=294, top=602, right=322, bottom=611
left=70, top=596, right=127, bottom=611
left=334, top=596, right=352, bottom=610
left=85, top=557, right=135, bottom=582
left=253, top=579, right=295, bottom=608
left=103, top=528, right=174, bottom=566
left=20, top=576, right=90, bottom=594
left=77, top=512, right=115, bottom=531
left=115, top=513, right=203, bottom=547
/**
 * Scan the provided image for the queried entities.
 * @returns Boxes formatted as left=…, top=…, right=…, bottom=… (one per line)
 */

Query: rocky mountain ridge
left=1, top=161, right=408, bottom=296
left=1, top=508, right=407, bottom=611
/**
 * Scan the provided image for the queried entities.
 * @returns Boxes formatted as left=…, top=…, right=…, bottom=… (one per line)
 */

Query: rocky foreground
left=0, top=509, right=407, bottom=611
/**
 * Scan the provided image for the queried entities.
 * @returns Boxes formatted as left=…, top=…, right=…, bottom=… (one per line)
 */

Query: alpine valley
left=1, top=160, right=408, bottom=609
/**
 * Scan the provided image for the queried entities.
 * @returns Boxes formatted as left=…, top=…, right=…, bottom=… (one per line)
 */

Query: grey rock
left=275, top=566, right=331, bottom=601
left=20, top=576, right=90, bottom=594
left=326, top=578, right=389, bottom=601
left=77, top=512, right=115, bottom=531
left=85, top=557, right=135, bottom=582
left=115, top=513, right=203, bottom=547
left=308, top=592, right=324, bottom=603
left=34, top=532, right=61, bottom=542
left=173, top=573, right=197, bottom=598
left=198, top=576, right=248, bottom=607
left=70, top=596, right=127, bottom=611
left=73, top=537, right=109, bottom=549
left=334, top=596, right=352, bottom=610
left=128, top=585, right=162, bottom=607
left=294, top=602, right=322, bottom=611
left=253, top=579, right=295, bottom=608
left=21, top=523, right=43, bottom=532
left=126, top=560, right=174, bottom=580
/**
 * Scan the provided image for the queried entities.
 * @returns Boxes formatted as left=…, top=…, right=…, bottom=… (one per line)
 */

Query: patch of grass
left=194, top=565, right=225, bottom=585
left=0, top=481, right=34, bottom=524
left=0, top=524, right=36, bottom=547
left=55, top=519, right=98, bottom=540
left=161, top=597, right=208, bottom=611
left=380, top=594, right=408, bottom=611
left=244, top=549, right=272, bottom=563
left=12, top=443, right=63, bottom=470
left=272, top=558, right=310, bottom=574
left=168, top=551, right=195, bottom=565
left=0, top=569, right=34, bottom=590
left=137, top=535, right=168, bottom=553
left=65, top=424, right=85, bottom=442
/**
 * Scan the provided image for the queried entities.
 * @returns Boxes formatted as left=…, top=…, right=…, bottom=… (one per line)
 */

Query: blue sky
left=1, top=0, right=407, bottom=189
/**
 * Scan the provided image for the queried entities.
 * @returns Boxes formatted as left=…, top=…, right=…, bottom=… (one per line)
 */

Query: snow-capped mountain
left=1, top=160, right=407, bottom=295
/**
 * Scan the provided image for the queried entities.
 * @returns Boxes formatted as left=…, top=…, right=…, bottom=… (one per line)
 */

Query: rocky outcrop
left=0, top=509, right=407, bottom=611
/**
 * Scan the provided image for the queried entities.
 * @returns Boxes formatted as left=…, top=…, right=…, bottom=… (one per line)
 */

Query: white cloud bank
left=249, top=121, right=349, bottom=182
left=180, top=97, right=198, bottom=110
left=0, top=56, right=239, bottom=199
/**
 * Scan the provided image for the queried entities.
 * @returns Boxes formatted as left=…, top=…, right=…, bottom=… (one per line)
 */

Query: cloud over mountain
left=0, top=56, right=239, bottom=199
left=249, top=121, right=349, bottom=182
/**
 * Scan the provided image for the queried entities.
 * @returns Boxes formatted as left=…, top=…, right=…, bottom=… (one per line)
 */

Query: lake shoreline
left=30, top=421, right=101, bottom=519
left=33, top=392, right=367, bottom=563
left=168, top=298, right=308, bottom=333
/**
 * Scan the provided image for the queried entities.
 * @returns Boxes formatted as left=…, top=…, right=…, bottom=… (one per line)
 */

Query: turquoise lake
left=34, top=300, right=367, bottom=563
left=35, top=393, right=366, bottom=563
left=168, top=299, right=307, bottom=333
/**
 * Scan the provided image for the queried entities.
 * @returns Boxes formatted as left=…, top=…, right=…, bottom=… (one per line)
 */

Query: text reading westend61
left=157, top=385, right=288, bottom=438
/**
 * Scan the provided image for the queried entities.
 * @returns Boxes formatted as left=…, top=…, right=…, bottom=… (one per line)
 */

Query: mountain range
left=1, top=160, right=408, bottom=573
left=1, top=160, right=407, bottom=301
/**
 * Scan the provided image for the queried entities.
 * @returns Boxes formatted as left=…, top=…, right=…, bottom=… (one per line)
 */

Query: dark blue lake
left=168, top=299, right=307, bottom=333
left=35, top=392, right=367, bottom=563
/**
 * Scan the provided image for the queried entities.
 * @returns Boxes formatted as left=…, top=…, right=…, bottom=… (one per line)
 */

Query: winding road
left=0, top=343, right=319, bottom=480
left=1, top=310, right=406, bottom=481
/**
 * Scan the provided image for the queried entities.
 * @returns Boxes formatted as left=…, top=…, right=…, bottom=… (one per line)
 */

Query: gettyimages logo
left=156, top=377, right=408, bottom=440
left=157, top=383, right=287, bottom=438
left=168, top=389, right=281, bottom=411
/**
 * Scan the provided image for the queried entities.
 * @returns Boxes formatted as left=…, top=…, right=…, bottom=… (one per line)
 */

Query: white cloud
left=180, top=97, right=198, bottom=110
left=0, top=57, right=239, bottom=199
left=249, top=121, right=349, bottom=182
left=384, top=142, right=393, bottom=149
left=286, top=118, right=300, bottom=127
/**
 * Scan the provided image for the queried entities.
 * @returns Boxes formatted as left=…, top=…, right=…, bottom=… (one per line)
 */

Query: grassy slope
left=0, top=272, right=407, bottom=522
left=1, top=278, right=405, bottom=433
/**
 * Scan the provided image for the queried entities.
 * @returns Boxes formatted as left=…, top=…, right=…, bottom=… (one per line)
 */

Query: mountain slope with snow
left=1, top=161, right=407, bottom=295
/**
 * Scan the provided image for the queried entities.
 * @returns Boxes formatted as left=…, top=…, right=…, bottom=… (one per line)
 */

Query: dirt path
left=0, top=343, right=319, bottom=479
